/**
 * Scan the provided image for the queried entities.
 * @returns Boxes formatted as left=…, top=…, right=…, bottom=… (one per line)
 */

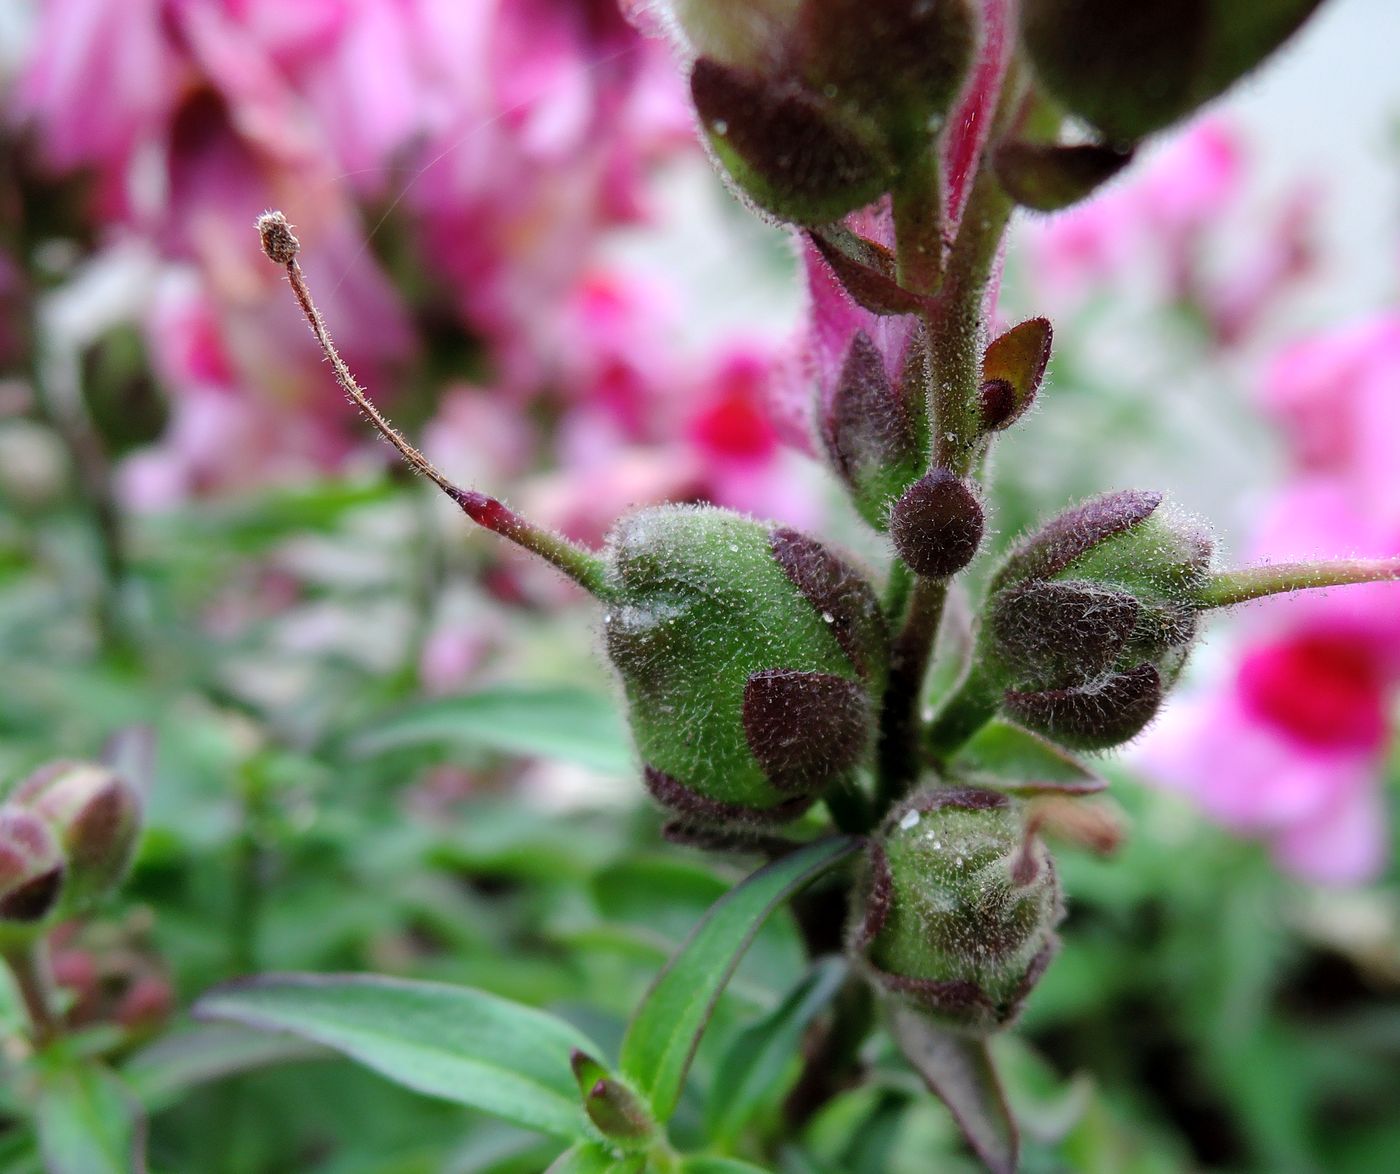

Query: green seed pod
left=851, top=787, right=1062, bottom=1035
left=691, top=57, right=898, bottom=226
left=14, top=760, right=141, bottom=911
left=983, top=490, right=1213, bottom=749
left=1020, top=0, right=1327, bottom=142
left=603, top=506, right=886, bottom=823
left=0, top=806, right=66, bottom=925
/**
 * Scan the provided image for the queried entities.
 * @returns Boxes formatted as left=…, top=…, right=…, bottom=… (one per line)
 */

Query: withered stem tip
left=257, top=210, right=301, bottom=265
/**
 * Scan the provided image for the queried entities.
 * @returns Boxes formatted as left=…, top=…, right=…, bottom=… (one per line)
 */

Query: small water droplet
left=728, top=544, right=739, bottom=553
left=931, top=839, right=941, bottom=850
left=821, top=611, right=835, bottom=623
left=899, top=809, right=921, bottom=831
left=713, top=119, right=729, bottom=135
left=955, top=856, right=964, bottom=869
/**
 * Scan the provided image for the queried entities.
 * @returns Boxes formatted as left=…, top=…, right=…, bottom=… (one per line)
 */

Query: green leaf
left=545, top=1145, right=645, bottom=1174
left=621, top=836, right=859, bottom=1121
left=706, top=957, right=848, bottom=1144
left=123, top=1023, right=328, bottom=1111
left=681, top=1159, right=774, bottom=1173
left=349, top=686, right=632, bottom=775
left=889, top=1003, right=1018, bottom=1174
left=194, top=973, right=603, bottom=1141
left=953, top=720, right=1105, bottom=795
left=35, top=1058, right=145, bottom=1174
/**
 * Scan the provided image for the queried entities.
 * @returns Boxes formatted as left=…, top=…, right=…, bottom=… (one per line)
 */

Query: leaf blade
left=194, top=973, right=601, bottom=1141
left=36, top=1058, right=146, bottom=1174
left=889, top=1003, right=1018, bottom=1174
left=620, top=836, right=859, bottom=1120
left=349, top=686, right=632, bottom=775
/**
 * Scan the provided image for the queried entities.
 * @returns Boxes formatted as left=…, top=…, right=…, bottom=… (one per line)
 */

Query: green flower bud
left=14, top=761, right=141, bottom=910
left=851, top=787, right=1062, bottom=1034
left=980, top=318, right=1053, bottom=433
left=603, top=506, right=886, bottom=823
left=0, top=806, right=66, bottom=925
left=983, top=490, right=1213, bottom=749
left=799, top=0, right=978, bottom=144
left=1021, top=0, right=1326, bottom=142
left=691, top=57, right=898, bottom=225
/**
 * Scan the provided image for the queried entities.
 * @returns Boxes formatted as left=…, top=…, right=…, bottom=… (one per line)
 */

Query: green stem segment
left=256, top=212, right=610, bottom=599
left=1199, top=559, right=1400, bottom=609
left=2, top=939, right=61, bottom=1046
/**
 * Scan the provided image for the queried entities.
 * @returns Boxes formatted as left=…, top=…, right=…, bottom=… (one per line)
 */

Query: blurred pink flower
left=1139, top=471, right=1400, bottom=885
left=1258, top=312, right=1400, bottom=525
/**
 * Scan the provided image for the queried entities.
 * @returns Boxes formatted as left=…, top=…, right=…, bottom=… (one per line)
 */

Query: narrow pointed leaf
left=952, top=720, right=1106, bottom=795
left=123, top=1024, right=328, bottom=1110
left=621, top=836, right=859, bottom=1120
left=348, top=686, right=632, bottom=775
left=705, top=957, right=849, bottom=1144
left=546, top=1145, right=645, bottom=1174
left=36, top=1058, right=146, bottom=1174
left=889, top=1004, right=1018, bottom=1174
left=194, top=974, right=602, bottom=1141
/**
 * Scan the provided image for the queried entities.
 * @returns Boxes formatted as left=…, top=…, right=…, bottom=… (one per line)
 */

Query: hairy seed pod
left=603, top=506, right=886, bottom=823
left=981, top=491, right=1212, bottom=749
left=850, top=787, right=1062, bottom=1035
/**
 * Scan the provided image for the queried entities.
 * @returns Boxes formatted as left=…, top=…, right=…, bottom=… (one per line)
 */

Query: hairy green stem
left=1200, top=558, right=1400, bottom=609
left=2, top=938, right=61, bottom=1047
left=924, top=657, right=1002, bottom=761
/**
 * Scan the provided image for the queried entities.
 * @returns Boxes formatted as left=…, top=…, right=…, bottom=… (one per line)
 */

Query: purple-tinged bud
left=1021, top=0, right=1326, bottom=142
left=992, top=142, right=1134, bottom=212
left=851, top=787, right=1062, bottom=1035
left=14, top=761, right=141, bottom=910
left=809, top=232, right=927, bottom=317
left=988, top=579, right=1140, bottom=689
left=799, top=0, right=978, bottom=138
left=570, top=1050, right=654, bottom=1146
left=1003, top=663, right=1163, bottom=752
left=980, top=318, right=1053, bottom=433
left=822, top=330, right=929, bottom=531
left=691, top=58, right=897, bottom=226
left=0, top=807, right=65, bottom=924
left=979, top=492, right=1213, bottom=749
left=890, top=470, right=984, bottom=579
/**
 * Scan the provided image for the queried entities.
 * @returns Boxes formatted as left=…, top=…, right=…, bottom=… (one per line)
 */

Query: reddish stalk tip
left=257, top=210, right=300, bottom=265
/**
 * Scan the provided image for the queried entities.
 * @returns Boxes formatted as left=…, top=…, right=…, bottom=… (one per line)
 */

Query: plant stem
left=1199, top=558, right=1400, bottom=609
left=2, top=938, right=61, bottom=1047
left=878, top=576, right=948, bottom=803
left=893, top=143, right=944, bottom=297
left=257, top=212, right=611, bottom=598
left=924, top=658, right=1001, bottom=761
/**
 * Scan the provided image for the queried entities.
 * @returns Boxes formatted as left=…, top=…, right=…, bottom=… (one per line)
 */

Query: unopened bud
left=571, top=1050, right=654, bottom=1145
left=1021, top=0, right=1326, bottom=142
left=822, top=330, right=929, bottom=530
left=14, top=761, right=141, bottom=910
left=605, top=507, right=885, bottom=823
left=890, top=470, right=985, bottom=579
left=981, top=491, right=1212, bottom=749
left=0, top=807, right=65, bottom=924
left=851, top=788, right=1062, bottom=1035
left=671, top=0, right=801, bottom=69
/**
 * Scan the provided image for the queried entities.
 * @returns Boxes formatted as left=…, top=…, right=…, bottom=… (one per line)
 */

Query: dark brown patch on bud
left=809, top=231, right=927, bottom=316
left=256, top=210, right=300, bottom=265
left=993, top=142, right=1134, bottom=211
left=1003, top=662, right=1163, bottom=750
left=742, top=669, right=870, bottom=791
left=852, top=839, right=894, bottom=950
left=890, top=470, right=984, bottom=578
left=644, top=766, right=815, bottom=826
left=989, top=579, right=1140, bottom=685
left=691, top=57, right=894, bottom=224
left=981, top=318, right=1053, bottom=432
left=770, top=527, right=888, bottom=681
left=1008, top=939, right=1059, bottom=1008
left=821, top=331, right=899, bottom=484
left=0, top=865, right=64, bottom=922
left=904, top=786, right=1012, bottom=816
left=995, top=489, right=1162, bottom=588
left=870, top=969, right=999, bottom=1019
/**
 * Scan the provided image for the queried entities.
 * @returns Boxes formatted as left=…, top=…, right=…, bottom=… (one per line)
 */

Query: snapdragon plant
left=5, top=2, right=1394, bottom=1172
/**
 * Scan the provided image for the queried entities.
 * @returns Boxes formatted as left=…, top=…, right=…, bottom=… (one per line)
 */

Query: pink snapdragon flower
left=1140, top=316, right=1400, bottom=884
